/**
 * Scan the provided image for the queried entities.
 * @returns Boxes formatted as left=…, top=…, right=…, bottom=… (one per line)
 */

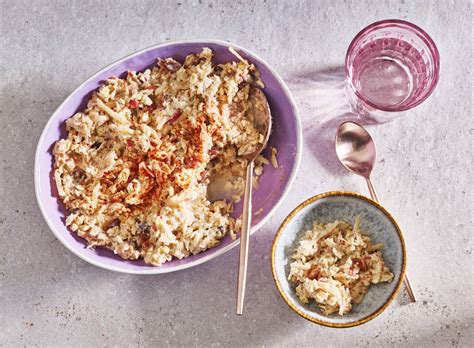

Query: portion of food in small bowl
left=288, top=216, right=394, bottom=316
left=272, top=192, right=406, bottom=328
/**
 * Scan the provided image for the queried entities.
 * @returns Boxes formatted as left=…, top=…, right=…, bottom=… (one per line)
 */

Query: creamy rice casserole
left=288, top=217, right=394, bottom=315
left=53, top=48, right=271, bottom=266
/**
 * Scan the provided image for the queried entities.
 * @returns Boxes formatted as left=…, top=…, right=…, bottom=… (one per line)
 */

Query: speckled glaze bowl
left=35, top=40, right=302, bottom=274
left=271, top=192, right=406, bottom=328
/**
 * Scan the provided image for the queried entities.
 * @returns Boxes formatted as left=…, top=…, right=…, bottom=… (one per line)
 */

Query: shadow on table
left=286, top=66, right=382, bottom=176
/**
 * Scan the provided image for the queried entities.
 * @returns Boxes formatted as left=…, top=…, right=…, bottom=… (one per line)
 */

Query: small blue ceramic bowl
left=271, top=191, right=406, bottom=328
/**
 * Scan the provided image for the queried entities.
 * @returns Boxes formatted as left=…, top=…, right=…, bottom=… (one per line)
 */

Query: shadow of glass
left=288, top=66, right=350, bottom=125
left=287, top=66, right=381, bottom=176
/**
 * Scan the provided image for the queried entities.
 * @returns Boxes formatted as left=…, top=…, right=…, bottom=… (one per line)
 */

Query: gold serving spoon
left=335, top=121, right=416, bottom=302
left=236, top=87, right=272, bottom=314
left=206, top=87, right=272, bottom=314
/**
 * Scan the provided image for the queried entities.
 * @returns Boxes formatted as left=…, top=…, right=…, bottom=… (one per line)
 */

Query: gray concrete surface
left=1, top=0, right=473, bottom=347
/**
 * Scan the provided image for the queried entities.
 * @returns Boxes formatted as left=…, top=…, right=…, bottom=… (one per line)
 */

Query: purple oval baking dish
left=34, top=39, right=302, bottom=274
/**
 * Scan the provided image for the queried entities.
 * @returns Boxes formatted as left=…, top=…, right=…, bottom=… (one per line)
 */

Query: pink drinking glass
left=345, top=19, right=440, bottom=123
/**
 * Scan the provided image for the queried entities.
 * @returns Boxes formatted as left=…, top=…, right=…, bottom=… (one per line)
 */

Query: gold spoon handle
left=402, top=274, right=416, bottom=302
left=366, top=177, right=379, bottom=202
left=236, top=160, right=254, bottom=315
left=365, top=177, right=417, bottom=303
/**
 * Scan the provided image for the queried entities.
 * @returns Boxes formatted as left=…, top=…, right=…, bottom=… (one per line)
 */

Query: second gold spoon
left=335, top=121, right=416, bottom=303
